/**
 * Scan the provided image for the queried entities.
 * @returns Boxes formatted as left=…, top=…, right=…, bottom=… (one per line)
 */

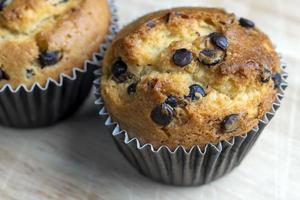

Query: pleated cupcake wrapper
left=0, top=0, right=118, bottom=128
left=94, top=50, right=287, bottom=186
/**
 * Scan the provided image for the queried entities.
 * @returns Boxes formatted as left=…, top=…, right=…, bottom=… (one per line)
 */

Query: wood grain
left=0, top=0, right=299, bottom=199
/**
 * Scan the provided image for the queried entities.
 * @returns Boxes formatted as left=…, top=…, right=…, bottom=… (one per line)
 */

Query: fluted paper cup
left=0, top=0, right=118, bottom=128
left=94, top=56, right=287, bottom=186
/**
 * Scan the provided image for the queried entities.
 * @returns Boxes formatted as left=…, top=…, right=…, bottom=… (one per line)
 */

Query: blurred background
left=0, top=0, right=298, bottom=199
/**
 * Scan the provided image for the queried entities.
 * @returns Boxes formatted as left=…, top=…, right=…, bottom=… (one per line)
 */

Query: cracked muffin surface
left=0, top=0, right=111, bottom=88
left=101, top=7, right=281, bottom=149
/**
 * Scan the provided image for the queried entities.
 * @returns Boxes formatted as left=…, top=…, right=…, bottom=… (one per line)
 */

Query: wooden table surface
left=0, top=0, right=299, bottom=199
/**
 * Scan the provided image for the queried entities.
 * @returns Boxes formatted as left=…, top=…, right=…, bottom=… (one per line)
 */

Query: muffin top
left=0, top=0, right=111, bottom=89
left=101, top=7, right=281, bottom=149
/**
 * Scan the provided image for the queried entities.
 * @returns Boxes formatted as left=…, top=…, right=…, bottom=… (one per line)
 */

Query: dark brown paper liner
left=94, top=54, right=287, bottom=185
left=0, top=0, right=118, bottom=128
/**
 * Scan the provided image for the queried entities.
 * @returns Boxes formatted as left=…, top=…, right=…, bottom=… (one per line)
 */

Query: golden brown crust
left=0, top=0, right=111, bottom=88
left=101, top=7, right=281, bottom=149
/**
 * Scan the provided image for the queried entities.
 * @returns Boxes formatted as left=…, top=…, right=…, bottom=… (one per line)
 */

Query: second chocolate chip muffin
left=0, top=0, right=111, bottom=89
left=101, top=7, right=282, bottom=149
left=0, top=0, right=113, bottom=128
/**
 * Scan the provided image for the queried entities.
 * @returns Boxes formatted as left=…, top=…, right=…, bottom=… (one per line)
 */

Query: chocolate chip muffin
left=101, top=7, right=282, bottom=150
left=0, top=0, right=111, bottom=89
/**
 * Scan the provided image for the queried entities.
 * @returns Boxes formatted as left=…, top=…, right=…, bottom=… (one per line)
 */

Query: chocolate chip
left=38, top=51, right=63, bottom=67
left=146, top=20, right=156, bottom=28
left=127, top=82, right=137, bottom=95
left=165, top=95, right=177, bottom=107
left=272, top=73, right=282, bottom=89
left=0, top=0, right=11, bottom=11
left=261, top=65, right=272, bottom=83
left=185, top=84, right=206, bottom=101
left=173, top=48, right=193, bottom=67
left=201, top=49, right=214, bottom=57
left=0, top=68, right=8, bottom=80
left=199, top=48, right=224, bottom=65
left=221, top=114, right=240, bottom=133
left=239, top=18, right=255, bottom=28
left=112, top=59, right=127, bottom=78
left=151, top=103, right=174, bottom=126
left=209, top=32, right=228, bottom=50
left=26, top=69, right=35, bottom=79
